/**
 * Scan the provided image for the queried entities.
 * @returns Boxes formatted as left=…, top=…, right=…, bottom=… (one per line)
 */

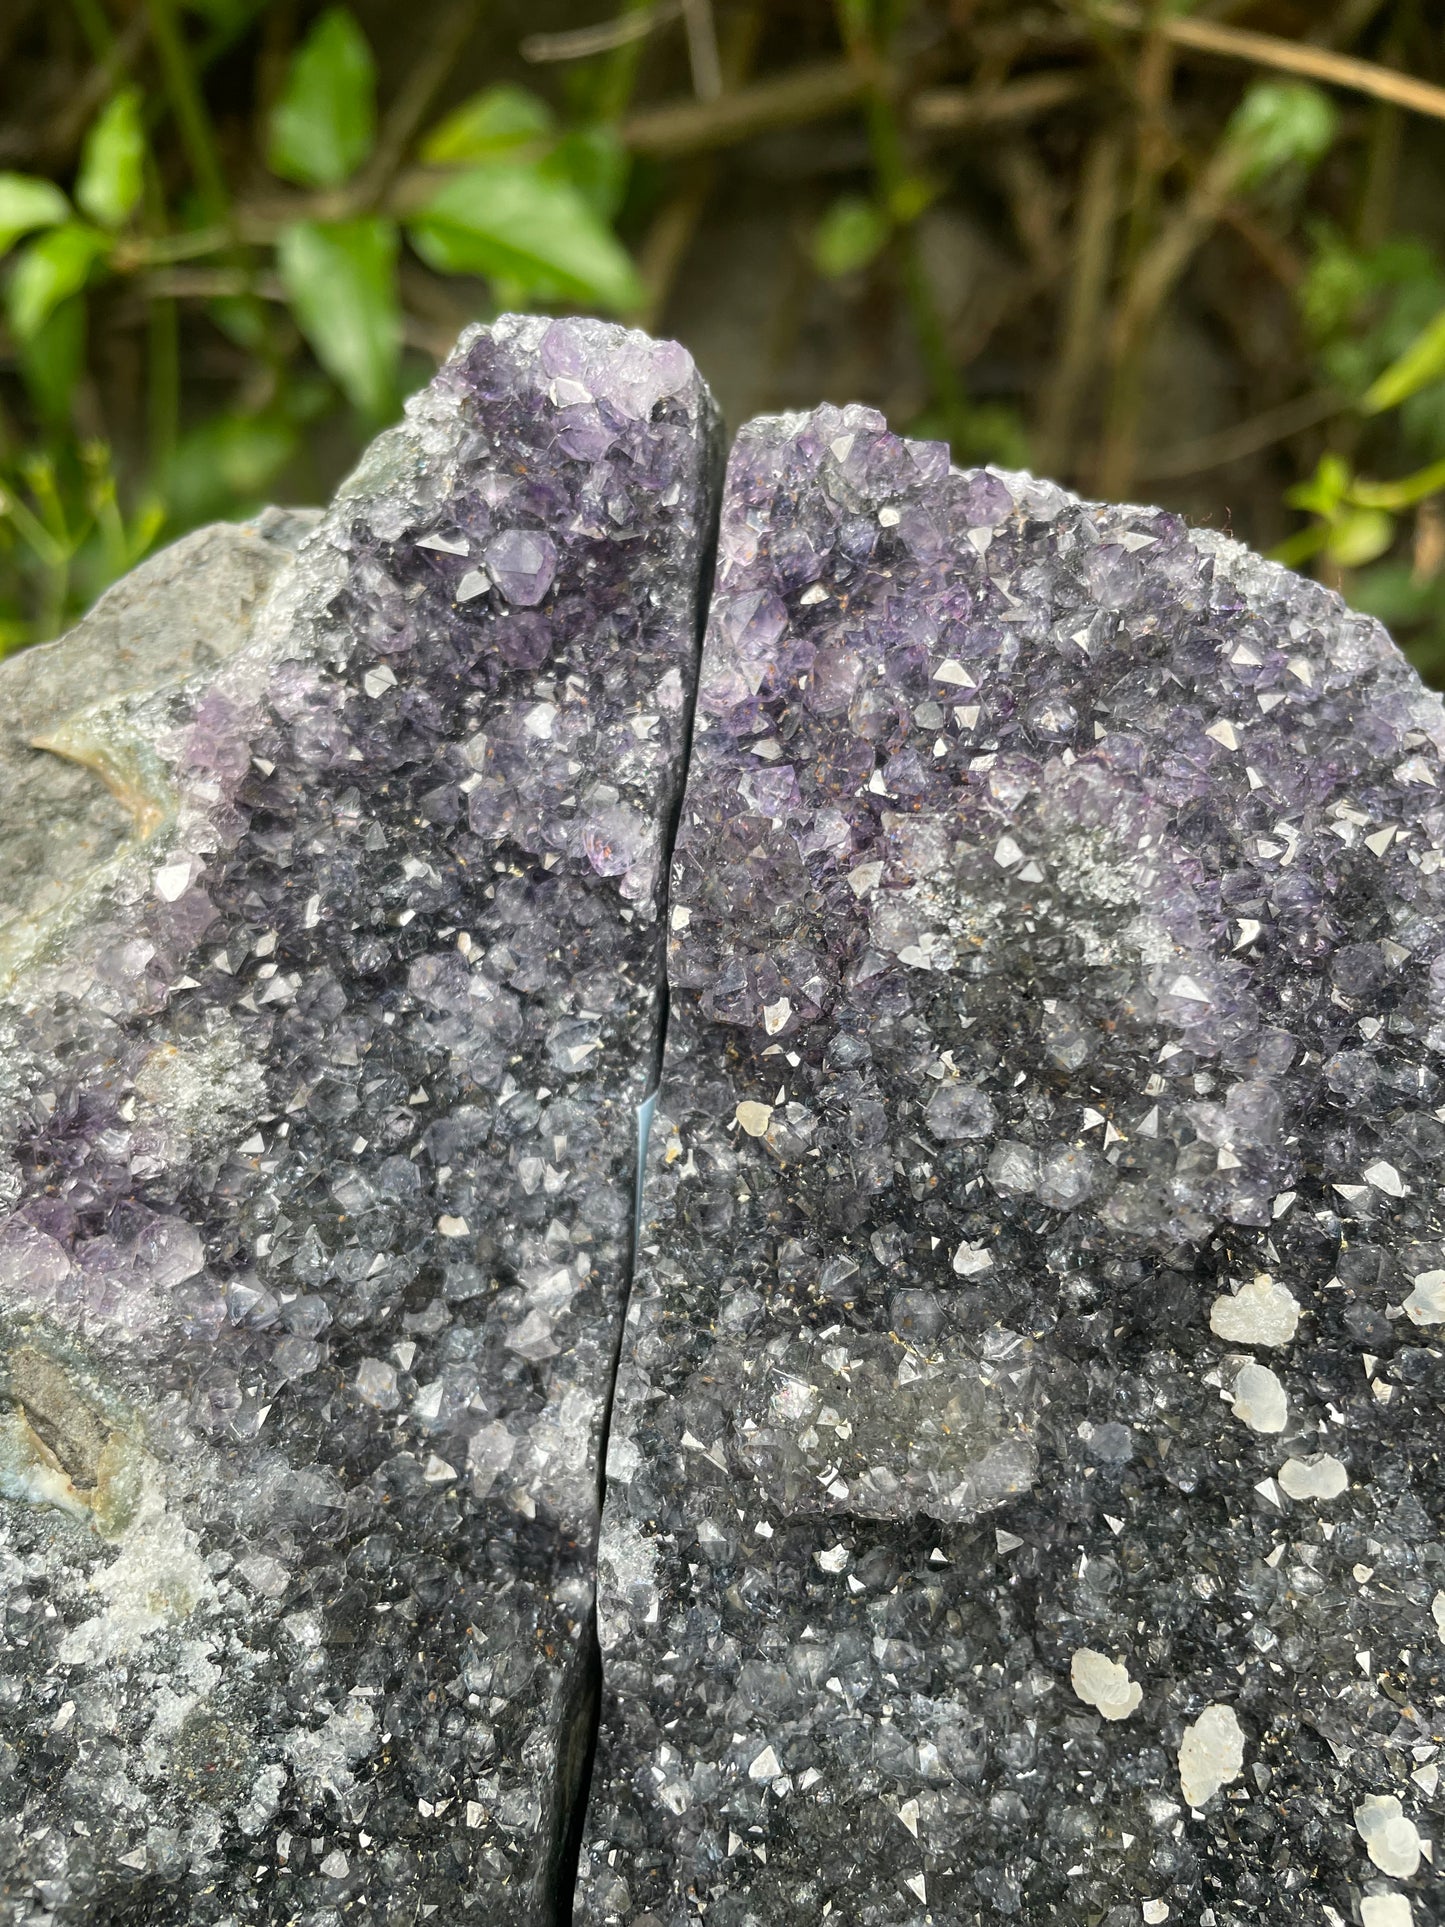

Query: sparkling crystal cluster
left=0, top=315, right=717, bottom=1922
left=4, top=331, right=1443, bottom=1927
left=576, top=406, right=1445, bottom=1927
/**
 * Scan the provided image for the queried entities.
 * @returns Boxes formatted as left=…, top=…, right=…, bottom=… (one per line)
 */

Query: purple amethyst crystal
left=575, top=408, right=1445, bottom=1926
left=482, top=528, right=558, bottom=606
left=0, top=316, right=717, bottom=1922
left=7, top=350, right=1445, bottom=1927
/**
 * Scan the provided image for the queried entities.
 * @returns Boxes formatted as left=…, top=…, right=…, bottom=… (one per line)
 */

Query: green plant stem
left=148, top=295, right=180, bottom=481
left=1272, top=524, right=1330, bottom=566
left=0, top=486, right=68, bottom=571
left=595, top=0, right=661, bottom=123
left=26, top=461, right=70, bottom=549
left=69, top=0, right=118, bottom=66
left=1094, top=0, right=1178, bottom=499
left=1037, top=129, right=1122, bottom=479
left=1095, top=136, right=1247, bottom=497
left=82, top=445, right=130, bottom=577
left=1122, top=4, right=1175, bottom=274
left=834, top=0, right=967, bottom=442
left=22, top=462, right=76, bottom=642
left=144, top=0, right=231, bottom=222
left=144, top=0, right=286, bottom=381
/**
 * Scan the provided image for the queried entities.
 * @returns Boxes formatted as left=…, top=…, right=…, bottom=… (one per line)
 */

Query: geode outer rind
left=575, top=408, right=1445, bottom=1927
left=0, top=508, right=320, bottom=946
left=0, top=316, right=717, bottom=1923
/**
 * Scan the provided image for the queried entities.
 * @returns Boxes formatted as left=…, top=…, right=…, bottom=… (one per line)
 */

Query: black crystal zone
left=0, top=316, right=718, bottom=1923
left=575, top=406, right=1445, bottom=1927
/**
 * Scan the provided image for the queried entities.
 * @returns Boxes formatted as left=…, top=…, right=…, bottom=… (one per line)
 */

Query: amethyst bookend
left=575, top=408, right=1445, bottom=1927
left=0, top=317, right=717, bottom=1922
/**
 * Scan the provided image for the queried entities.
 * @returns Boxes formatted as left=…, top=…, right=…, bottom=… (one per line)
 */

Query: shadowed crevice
left=550, top=398, right=725, bottom=1927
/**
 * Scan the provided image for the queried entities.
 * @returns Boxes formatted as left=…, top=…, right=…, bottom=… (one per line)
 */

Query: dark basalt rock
left=0, top=316, right=718, bottom=1923
left=575, top=407, right=1445, bottom=1927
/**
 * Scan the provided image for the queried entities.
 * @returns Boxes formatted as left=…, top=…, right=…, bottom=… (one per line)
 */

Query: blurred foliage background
left=4, top=0, right=1445, bottom=678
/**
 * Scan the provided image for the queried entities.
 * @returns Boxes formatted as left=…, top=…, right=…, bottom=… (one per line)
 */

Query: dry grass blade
left=522, top=3, right=681, bottom=64
left=623, top=63, right=1093, bottom=160
left=1137, top=391, right=1341, bottom=482
left=1103, top=4, right=1445, bottom=123
left=1037, top=130, right=1123, bottom=481
left=681, top=0, right=722, bottom=102
left=623, top=59, right=866, bottom=156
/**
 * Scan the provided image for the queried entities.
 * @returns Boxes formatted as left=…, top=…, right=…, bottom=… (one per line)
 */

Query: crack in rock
left=3, top=331, right=1444, bottom=1927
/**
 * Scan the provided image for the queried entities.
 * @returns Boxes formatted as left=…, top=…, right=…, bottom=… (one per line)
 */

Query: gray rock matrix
left=1, top=332, right=1441, bottom=1927
left=0, top=315, right=718, bottom=1923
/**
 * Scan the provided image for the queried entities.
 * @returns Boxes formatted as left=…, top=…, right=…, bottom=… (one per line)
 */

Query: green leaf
left=1364, top=305, right=1445, bottom=414
left=1285, top=452, right=1351, bottom=518
left=6, top=223, right=109, bottom=341
left=164, top=413, right=298, bottom=526
left=1324, top=506, right=1395, bottom=569
left=1352, top=457, right=1445, bottom=512
left=15, top=294, right=87, bottom=421
left=1350, top=558, right=1430, bottom=625
left=1270, top=523, right=1329, bottom=568
left=406, top=163, right=641, bottom=311
left=1298, top=228, right=1445, bottom=452
left=0, top=173, right=70, bottom=257
left=1227, top=81, right=1338, bottom=189
left=76, top=90, right=146, bottom=229
left=206, top=293, right=271, bottom=353
left=419, top=84, right=554, bottom=165
left=266, top=7, right=376, bottom=189
left=1352, top=563, right=1445, bottom=684
left=276, top=217, right=399, bottom=416
left=541, top=126, right=629, bottom=222
left=811, top=195, right=890, bottom=279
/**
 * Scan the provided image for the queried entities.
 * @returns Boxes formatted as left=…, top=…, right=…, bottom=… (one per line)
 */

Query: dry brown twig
left=1096, top=132, right=1252, bottom=498
left=353, top=0, right=485, bottom=205
left=1137, top=390, right=1341, bottom=483
left=521, top=3, right=682, bottom=64
left=910, top=70, right=1089, bottom=132
left=1101, top=3, right=1445, bottom=124
left=1037, top=130, right=1123, bottom=482
left=632, top=3, right=763, bottom=331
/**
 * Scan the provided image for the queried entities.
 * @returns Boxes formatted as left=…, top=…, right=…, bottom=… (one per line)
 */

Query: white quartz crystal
left=1228, top=1361, right=1288, bottom=1433
left=1069, top=1648, right=1142, bottom=1721
left=1355, top=1794, right=1423, bottom=1878
left=1361, top=1895, right=1413, bottom=1927
left=1209, top=1274, right=1300, bottom=1347
left=1278, top=1453, right=1348, bottom=1501
left=1403, top=1267, right=1445, bottom=1326
left=1178, top=1703, right=1245, bottom=1807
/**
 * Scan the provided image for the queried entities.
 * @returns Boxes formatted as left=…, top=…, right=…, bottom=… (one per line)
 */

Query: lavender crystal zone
left=575, top=407, right=1445, bottom=1927
left=0, top=314, right=717, bottom=1923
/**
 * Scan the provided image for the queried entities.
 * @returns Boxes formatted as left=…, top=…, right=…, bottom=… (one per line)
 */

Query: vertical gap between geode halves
left=548, top=397, right=726, bottom=1927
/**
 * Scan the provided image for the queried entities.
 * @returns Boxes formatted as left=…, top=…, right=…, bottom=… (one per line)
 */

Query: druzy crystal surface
left=6, top=340, right=1445, bottom=1927
left=0, top=316, right=716, bottom=1923
left=575, top=408, right=1445, bottom=1926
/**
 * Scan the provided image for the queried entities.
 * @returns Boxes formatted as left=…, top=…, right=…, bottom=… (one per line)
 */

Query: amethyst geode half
left=0, top=317, right=717, bottom=1923
left=575, top=409, right=1445, bottom=1927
